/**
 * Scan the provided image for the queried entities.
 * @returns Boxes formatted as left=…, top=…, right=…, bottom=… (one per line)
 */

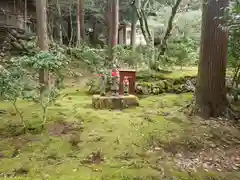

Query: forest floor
left=0, top=68, right=240, bottom=180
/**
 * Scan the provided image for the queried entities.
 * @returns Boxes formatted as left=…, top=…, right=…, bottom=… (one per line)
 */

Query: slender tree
left=131, top=0, right=138, bottom=51
left=107, top=0, right=112, bottom=47
left=195, top=0, right=229, bottom=118
left=77, top=0, right=81, bottom=46
left=56, top=0, right=63, bottom=44
left=79, top=0, right=85, bottom=40
left=24, top=0, right=28, bottom=31
left=77, top=0, right=85, bottom=46
left=110, top=0, right=119, bottom=62
left=157, top=0, right=182, bottom=59
left=36, top=0, right=49, bottom=91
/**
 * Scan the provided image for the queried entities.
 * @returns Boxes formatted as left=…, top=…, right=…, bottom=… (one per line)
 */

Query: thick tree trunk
left=195, top=0, right=229, bottom=118
left=79, top=0, right=85, bottom=40
left=36, top=0, right=49, bottom=92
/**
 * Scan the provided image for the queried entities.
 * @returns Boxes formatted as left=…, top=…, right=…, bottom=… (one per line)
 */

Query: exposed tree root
left=183, top=96, right=240, bottom=121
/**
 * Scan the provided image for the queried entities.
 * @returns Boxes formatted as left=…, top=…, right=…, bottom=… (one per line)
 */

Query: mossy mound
left=136, top=71, right=166, bottom=82
left=136, top=70, right=197, bottom=95
left=136, top=76, right=196, bottom=95
left=92, top=95, right=139, bottom=109
left=136, top=69, right=197, bottom=82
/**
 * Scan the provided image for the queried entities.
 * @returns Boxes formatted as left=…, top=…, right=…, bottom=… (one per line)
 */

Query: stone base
left=92, top=94, right=139, bottom=109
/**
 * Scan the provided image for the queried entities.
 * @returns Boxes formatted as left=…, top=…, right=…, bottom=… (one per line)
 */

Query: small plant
left=18, top=51, right=66, bottom=128
left=0, top=65, right=30, bottom=130
left=39, top=88, right=60, bottom=127
left=0, top=49, right=68, bottom=132
left=25, top=86, right=60, bottom=129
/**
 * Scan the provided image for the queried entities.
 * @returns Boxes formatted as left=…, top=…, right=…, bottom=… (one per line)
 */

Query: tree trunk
left=131, top=0, right=139, bottom=51
left=141, top=1, right=152, bottom=43
left=68, top=5, right=74, bottom=46
left=131, top=21, right=136, bottom=51
left=79, top=0, right=85, bottom=40
left=107, top=0, right=112, bottom=47
left=24, top=0, right=28, bottom=31
left=56, top=0, right=63, bottom=44
left=134, top=1, right=152, bottom=44
left=76, top=0, right=81, bottom=46
left=195, top=0, right=229, bottom=118
left=36, top=0, right=49, bottom=92
left=123, top=27, right=127, bottom=44
left=89, top=19, right=98, bottom=47
left=157, top=0, right=182, bottom=60
left=67, top=15, right=72, bottom=45
left=47, top=15, right=54, bottom=42
left=110, top=0, right=119, bottom=62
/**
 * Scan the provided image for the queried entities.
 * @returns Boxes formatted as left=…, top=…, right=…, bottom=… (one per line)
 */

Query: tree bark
left=56, top=0, right=63, bottom=44
left=68, top=5, right=74, bottom=46
left=134, top=0, right=152, bottom=44
left=111, top=0, right=119, bottom=47
left=123, top=27, right=127, bottom=44
left=110, top=0, right=119, bottom=62
left=24, top=0, right=28, bottom=31
left=36, top=0, right=49, bottom=91
left=107, top=0, right=113, bottom=47
left=131, top=0, right=139, bottom=51
left=79, top=0, right=85, bottom=40
left=157, top=0, right=182, bottom=60
left=77, top=0, right=81, bottom=46
left=47, top=15, right=54, bottom=42
left=195, top=0, right=229, bottom=118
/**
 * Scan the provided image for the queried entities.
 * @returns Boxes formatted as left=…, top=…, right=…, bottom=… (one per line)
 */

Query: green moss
left=136, top=74, right=196, bottom=95
left=0, top=91, right=182, bottom=178
left=136, top=69, right=197, bottom=82
left=0, top=83, right=238, bottom=179
left=164, top=69, right=197, bottom=79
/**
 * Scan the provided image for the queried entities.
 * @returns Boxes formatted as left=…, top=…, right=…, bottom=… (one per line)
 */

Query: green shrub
left=0, top=49, right=67, bottom=133
left=165, top=37, right=198, bottom=67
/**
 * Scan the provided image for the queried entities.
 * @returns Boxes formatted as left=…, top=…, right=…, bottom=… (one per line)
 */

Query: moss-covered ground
left=0, top=69, right=239, bottom=180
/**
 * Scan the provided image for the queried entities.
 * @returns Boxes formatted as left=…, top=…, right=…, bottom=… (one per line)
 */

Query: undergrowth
left=0, top=88, right=239, bottom=179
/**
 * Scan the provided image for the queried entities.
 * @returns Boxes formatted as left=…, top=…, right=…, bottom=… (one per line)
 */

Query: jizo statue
left=111, top=64, right=120, bottom=96
left=97, top=70, right=106, bottom=96
left=123, top=76, right=129, bottom=95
